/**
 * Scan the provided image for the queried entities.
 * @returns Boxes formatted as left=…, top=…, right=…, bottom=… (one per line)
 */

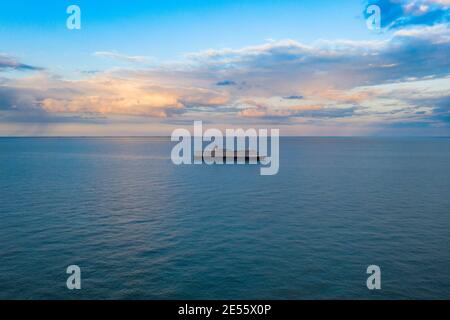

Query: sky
left=0, top=0, right=449, bottom=136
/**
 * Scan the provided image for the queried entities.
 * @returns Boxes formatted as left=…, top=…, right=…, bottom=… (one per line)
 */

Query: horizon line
left=1, top=136, right=450, bottom=139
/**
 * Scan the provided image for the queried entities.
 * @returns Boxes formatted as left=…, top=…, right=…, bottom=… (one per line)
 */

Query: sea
left=0, top=137, right=449, bottom=299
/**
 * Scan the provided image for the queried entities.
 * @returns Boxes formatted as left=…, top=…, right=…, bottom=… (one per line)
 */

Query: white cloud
left=93, top=51, right=152, bottom=63
left=1, top=24, right=449, bottom=134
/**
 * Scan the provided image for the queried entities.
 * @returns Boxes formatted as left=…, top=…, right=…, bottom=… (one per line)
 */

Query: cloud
left=406, top=94, right=450, bottom=122
left=93, top=51, right=152, bottom=63
left=365, top=0, right=450, bottom=29
left=293, top=107, right=357, bottom=118
left=216, top=80, right=236, bottom=86
left=0, top=87, right=45, bottom=111
left=237, top=102, right=355, bottom=119
left=0, top=54, right=42, bottom=71
left=0, top=73, right=230, bottom=119
left=283, top=95, right=304, bottom=100
left=181, top=26, right=449, bottom=97
left=29, top=77, right=183, bottom=118
left=1, top=23, right=449, bottom=134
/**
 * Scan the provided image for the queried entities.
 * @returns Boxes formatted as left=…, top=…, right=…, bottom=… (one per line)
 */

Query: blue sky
left=0, top=0, right=449, bottom=135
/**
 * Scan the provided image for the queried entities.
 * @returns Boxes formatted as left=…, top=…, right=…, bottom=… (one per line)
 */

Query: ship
left=194, top=147, right=265, bottom=163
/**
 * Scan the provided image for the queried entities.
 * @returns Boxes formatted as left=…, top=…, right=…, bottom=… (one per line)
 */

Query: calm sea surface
left=0, top=137, right=449, bottom=299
